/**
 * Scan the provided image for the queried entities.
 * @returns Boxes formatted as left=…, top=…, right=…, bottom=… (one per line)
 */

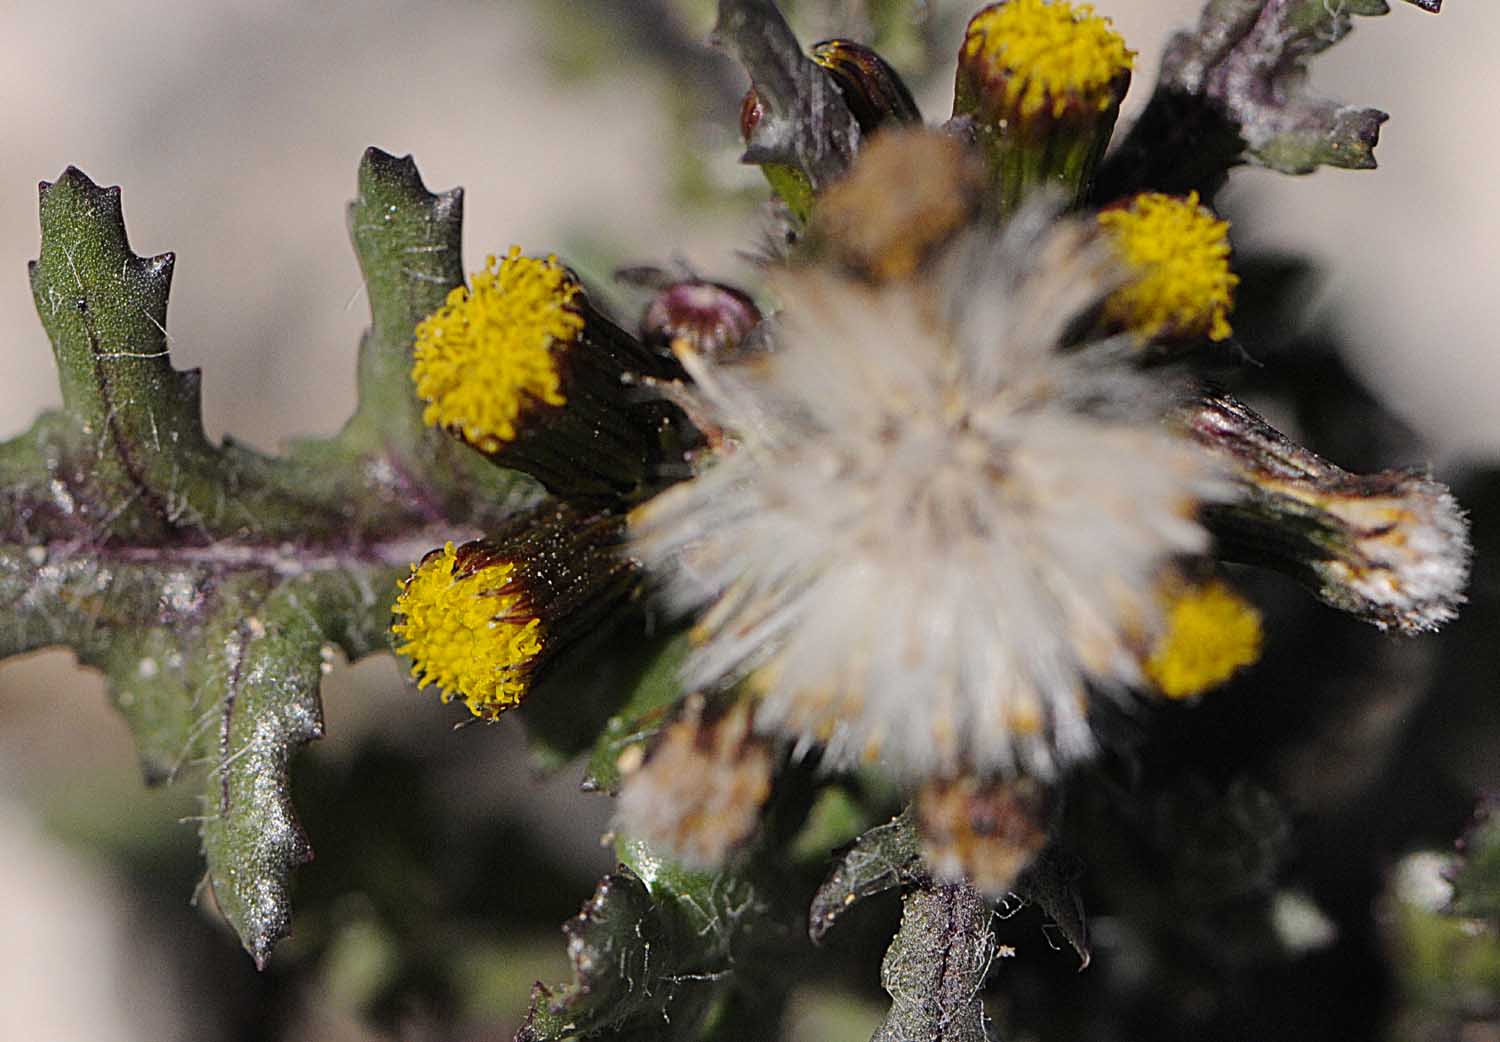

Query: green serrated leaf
left=28, top=170, right=208, bottom=539
left=1101, top=0, right=1439, bottom=197
left=195, top=575, right=322, bottom=968
left=519, top=835, right=794, bottom=1042
left=200, top=568, right=410, bottom=965
left=1165, top=0, right=1416, bottom=175
left=809, top=807, right=925, bottom=944
left=24, top=170, right=296, bottom=540
left=0, top=150, right=535, bottom=965
left=1014, top=849, right=1090, bottom=969
left=517, top=867, right=678, bottom=1041
left=287, top=147, right=534, bottom=521
left=340, top=150, right=460, bottom=451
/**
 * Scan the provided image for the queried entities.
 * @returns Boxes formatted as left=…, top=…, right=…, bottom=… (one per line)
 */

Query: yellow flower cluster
left=391, top=542, right=544, bottom=718
left=1099, top=191, right=1238, bottom=342
left=411, top=247, right=583, bottom=453
left=961, top=0, right=1134, bottom=118
left=1145, top=580, right=1262, bottom=699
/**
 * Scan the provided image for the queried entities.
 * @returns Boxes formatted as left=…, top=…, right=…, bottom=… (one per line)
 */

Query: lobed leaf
left=0, top=150, right=529, bottom=964
left=1098, top=0, right=1440, bottom=199
left=1013, top=849, right=1090, bottom=969
left=809, top=807, right=925, bottom=944
left=519, top=835, right=789, bottom=1042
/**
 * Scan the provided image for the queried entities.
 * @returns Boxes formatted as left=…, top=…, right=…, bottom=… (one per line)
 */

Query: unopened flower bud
left=917, top=776, right=1052, bottom=896
left=412, top=247, right=679, bottom=503
left=628, top=275, right=765, bottom=455
left=640, top=278, right=763, bottom=365
left=953, top=0, right=1133, bottom=213
left=1098, top=191, right=1237, bottom=344
left=1181, top=389, right=1470, bottom=633
left=809, top=39, right=923, bottom=135
left=391, top=505, right=638, bottom=719
left=615, top=697, right=774, bottom=868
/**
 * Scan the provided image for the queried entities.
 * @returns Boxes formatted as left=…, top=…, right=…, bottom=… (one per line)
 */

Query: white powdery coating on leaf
left=632, top=219, right=1226, bottom=779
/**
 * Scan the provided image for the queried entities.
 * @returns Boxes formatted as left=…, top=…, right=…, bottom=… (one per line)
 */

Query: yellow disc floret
left=391, top=542, right=544, bottom=718
left=411, top=246, right=584, bottom=453
left=962, top=0, right=1134, bottom=119
left=1099, top=192, right=1238, bottom=342
left=1145, top=580, right=1263, bottom=699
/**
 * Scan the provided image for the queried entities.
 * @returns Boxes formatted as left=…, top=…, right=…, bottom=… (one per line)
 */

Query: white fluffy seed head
left=1316, top=471, right=1471, bottom=633
left=631, top=214, right=1228, bottom=780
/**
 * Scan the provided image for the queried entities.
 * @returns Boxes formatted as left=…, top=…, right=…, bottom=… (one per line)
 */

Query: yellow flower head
left=1145, top=579, right=1262, bottom=700
left=1099, top=191, right=1239, bottom=343
left=411, top=247, right=584, bottom=453
left=960, top=0, right=1134, bottom=119
left=391, top=541, right=544, bottom=719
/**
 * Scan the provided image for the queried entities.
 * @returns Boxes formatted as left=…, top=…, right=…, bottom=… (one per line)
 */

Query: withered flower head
left=631, top=209, right=1229, bottom=779
left=917, top=776, right=1052, bottom=896
left=811, top=126, right=985, bottom=282
left=1181, top=389, right=1470, bottom=633
left=615, top=697, right=774, bottom=868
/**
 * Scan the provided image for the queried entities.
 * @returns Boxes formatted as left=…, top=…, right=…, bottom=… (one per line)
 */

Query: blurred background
left=0, top=1, right=1496, bottom=1039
